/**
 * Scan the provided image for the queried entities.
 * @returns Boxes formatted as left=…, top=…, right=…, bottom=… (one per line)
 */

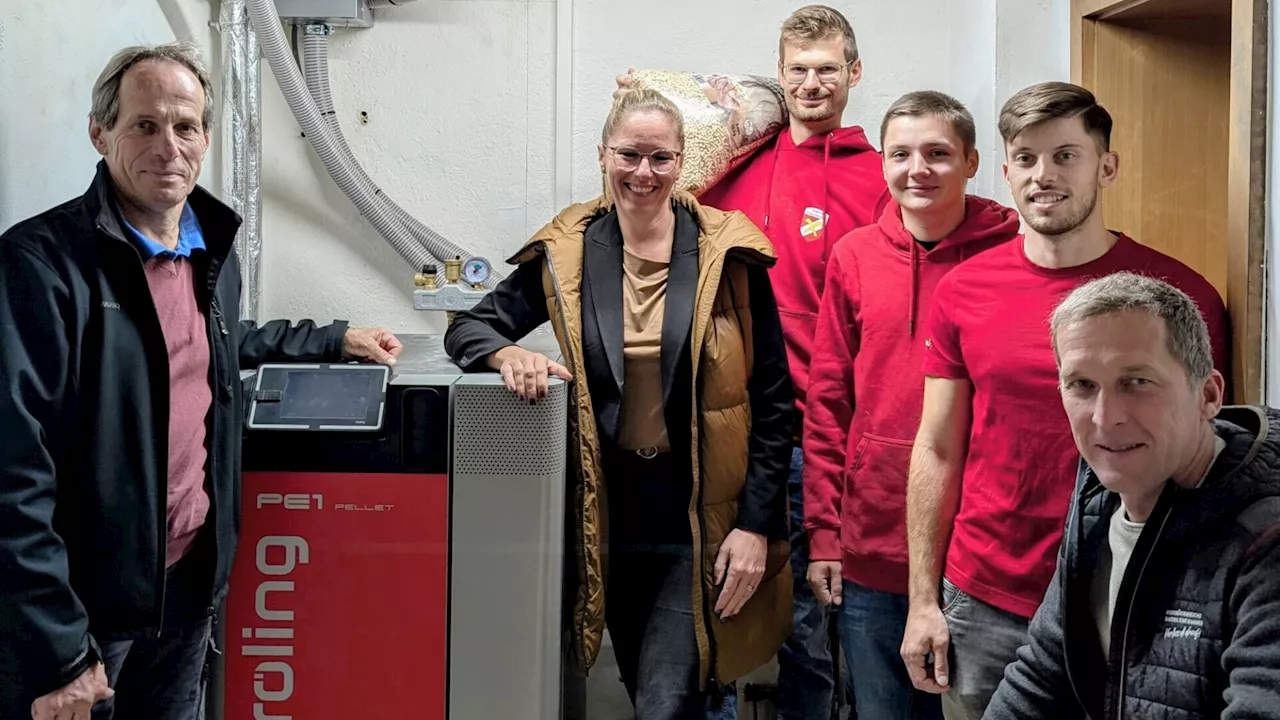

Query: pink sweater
left=143, top=257, right=212, bottom=567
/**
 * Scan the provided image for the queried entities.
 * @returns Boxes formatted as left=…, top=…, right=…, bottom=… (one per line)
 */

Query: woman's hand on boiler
left=714, top=528, right=767, bottom=620
left=488, top=346, right=573, bottom=401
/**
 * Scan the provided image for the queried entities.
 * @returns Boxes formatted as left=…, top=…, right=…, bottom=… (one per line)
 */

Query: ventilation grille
left=453, top=383, right=569, bottom=476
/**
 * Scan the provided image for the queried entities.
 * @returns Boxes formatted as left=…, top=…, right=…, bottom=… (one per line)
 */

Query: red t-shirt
left=922, top=233, right=1229, bottom=618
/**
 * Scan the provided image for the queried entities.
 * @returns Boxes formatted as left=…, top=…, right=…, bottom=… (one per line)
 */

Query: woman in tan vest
left=444, top=88, right=795, bottom=720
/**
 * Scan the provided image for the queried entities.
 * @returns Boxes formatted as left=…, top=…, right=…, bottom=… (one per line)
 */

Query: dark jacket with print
left=985, top=405, right=1280, bottom=720
left=0, top=162, right=348, bottom=713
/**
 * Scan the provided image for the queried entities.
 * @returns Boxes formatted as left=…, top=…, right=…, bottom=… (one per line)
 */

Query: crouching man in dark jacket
left=984, top=272, right=1280, bottom=720
left=0, top=42, right=402, bottom=720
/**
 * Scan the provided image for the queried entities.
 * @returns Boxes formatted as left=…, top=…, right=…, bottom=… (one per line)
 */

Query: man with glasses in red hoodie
left=616, top=6, right=889, bottom=718
left=804, top=91, right=1019, bottom=720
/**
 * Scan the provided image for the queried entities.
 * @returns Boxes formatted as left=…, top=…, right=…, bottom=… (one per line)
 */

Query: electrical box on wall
left=273, top=0, right=372, bottom=27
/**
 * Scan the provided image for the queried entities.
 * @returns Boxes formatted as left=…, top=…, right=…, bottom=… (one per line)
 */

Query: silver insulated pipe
left=219, top=0, right=263, bottom=322
left=297, top=28, right=499, bottom=284
left=246, top=0, right=499, bottom=285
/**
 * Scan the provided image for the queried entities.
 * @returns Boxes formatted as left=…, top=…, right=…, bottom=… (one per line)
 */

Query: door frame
left=1071, top=0, right=1269, bottom=405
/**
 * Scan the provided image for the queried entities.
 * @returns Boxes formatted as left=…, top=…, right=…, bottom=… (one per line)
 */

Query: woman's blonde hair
left=601, top=87, right=685, bottom=151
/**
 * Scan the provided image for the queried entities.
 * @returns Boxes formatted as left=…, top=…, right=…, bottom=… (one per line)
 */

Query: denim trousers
left=724, top=447, right=834, bottom=720
left=938, top=576, right=1030, bottom=720
left=91, top=538, right=216, bottom=720
left=606, top=545, right=738, bottom=720
left=775, top=447, right=835, bottom=720
left=838, top=580, right=942, bottom=720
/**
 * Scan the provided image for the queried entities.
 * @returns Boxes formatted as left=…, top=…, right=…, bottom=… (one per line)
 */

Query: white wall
left=1, top=0, right=1069, bottom=334
left=0, top=0, right=220, bottom=227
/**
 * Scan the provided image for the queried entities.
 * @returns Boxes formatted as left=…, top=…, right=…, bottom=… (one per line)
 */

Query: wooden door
left=1071, top=0, right=1268, bottom=404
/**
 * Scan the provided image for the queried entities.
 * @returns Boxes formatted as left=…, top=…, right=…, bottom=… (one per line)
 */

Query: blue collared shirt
left=123, top=202, right=207, bottom=260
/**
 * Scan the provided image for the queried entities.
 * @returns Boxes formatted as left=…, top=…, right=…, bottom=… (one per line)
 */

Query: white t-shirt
left=1091, top=434, right=1227, bottom=657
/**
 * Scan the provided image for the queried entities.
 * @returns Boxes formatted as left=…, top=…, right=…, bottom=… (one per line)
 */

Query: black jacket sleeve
left=983, top=552, right=1076, bottom=719
left=1222, top=528, right=1280, bottom=718
left=0, top=242, right=99, bottom=700
left=443, top=259, right=550, bottom=371
left=736, top=264, right=796, bottom=536
left=237, top=318, right=349, bottom=368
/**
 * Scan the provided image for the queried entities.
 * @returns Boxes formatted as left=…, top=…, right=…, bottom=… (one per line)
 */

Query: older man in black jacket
left=0, top=42, right=402, bottom=720
left=983, top=272, right=1280, bottom=720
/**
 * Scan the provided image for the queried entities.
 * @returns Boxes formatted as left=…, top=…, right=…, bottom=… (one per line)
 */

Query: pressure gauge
left=462, top=256, right=492, bottom=286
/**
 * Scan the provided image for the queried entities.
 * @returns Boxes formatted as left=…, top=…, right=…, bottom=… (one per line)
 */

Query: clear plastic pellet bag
left=607, top=69, right=788, bottom=197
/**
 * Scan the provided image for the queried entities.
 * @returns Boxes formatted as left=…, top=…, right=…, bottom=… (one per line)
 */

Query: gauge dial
left=462, top=256, right=491, bottom=285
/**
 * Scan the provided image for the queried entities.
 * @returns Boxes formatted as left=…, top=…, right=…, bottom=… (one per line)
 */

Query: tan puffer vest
left=507, top=191, right=793, bottom=689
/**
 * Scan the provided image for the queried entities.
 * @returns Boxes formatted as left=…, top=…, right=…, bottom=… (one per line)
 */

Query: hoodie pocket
left=844, top=433, right=914, bottom=559
left=776, top=308, right=818, bottom=395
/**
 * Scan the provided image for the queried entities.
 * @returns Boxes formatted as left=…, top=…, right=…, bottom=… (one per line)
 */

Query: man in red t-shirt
left=898, top=81, right=1230, bottom=720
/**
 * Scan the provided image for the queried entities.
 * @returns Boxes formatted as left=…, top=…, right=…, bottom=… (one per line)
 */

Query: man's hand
left=612, top=68, right=636, bottom=101
left=489, top=346, right=572, bottom=401
left=342, top=326, right=403, bottom=365
left=714, top=528, right=766, bottom=620
left=31, top=663, right=112, bottom=720
left=901, top=603, right=951, bottom=694
left=807, top=560, right=843, bottom=606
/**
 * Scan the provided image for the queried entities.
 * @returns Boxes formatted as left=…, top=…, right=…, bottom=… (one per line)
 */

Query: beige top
left=617, top=246, right=670, bottom=452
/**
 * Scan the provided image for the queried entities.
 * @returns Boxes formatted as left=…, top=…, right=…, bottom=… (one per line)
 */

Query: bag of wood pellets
left=613, top=69, right=788, bottom=196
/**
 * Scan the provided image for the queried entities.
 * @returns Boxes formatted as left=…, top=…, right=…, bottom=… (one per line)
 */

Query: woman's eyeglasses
left=607, top=146, right=681, bottom=174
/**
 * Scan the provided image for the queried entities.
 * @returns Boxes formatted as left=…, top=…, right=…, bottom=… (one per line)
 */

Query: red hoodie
left=697, top=127, right=889, bottom=418
left=802, top=195, right=1020, bottom=595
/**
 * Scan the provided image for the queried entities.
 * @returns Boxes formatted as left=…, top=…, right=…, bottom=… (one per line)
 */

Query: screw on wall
left=358, top=111, right=370, bottom=125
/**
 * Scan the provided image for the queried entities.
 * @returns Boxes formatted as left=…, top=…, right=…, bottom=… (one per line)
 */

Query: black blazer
left=444, top=204, right=794, bottom=538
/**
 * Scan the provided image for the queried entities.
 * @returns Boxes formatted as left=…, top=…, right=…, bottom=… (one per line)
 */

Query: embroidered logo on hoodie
left=800, top=206, right=827, bottom=241
left=1163, top=609, right=1204, bottom=640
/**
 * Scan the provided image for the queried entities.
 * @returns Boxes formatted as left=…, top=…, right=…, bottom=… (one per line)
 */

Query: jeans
left=606, top=546, right=736, bottom=720
left=662, top=449, right=830, bottom=720
left=93, top=618, right=213, bottom=720
left=92, top=543, right=216, bottom=720
left=939, top=576, right=1030, bottom=720
left=838, top=580, right=942, bottom=720
left=775, top=447, right=833, bottom=720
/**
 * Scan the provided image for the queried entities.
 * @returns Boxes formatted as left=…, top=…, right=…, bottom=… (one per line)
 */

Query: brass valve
left=443, top=256, right=462, bottom=284
left=414, top=263, right=438, bottom=289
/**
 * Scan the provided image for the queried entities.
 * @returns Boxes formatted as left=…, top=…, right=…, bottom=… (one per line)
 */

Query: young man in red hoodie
left=698, top=7, right=889, bottom=718
left=615, top=8, right=888, bottom=718
left=803, top=91, right=1019, bottom=720
left=899, top=82, right=1231, bottom=720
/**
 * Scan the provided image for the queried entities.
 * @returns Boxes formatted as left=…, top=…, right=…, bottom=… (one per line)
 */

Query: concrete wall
left=1, top=0, right=1070, bottom=334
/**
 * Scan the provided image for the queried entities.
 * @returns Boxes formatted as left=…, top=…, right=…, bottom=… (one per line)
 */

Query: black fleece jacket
left=985, top=406, right=1280, bottom=720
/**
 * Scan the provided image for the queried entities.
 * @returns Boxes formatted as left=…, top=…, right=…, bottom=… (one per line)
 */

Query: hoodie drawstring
left=762, top=131, right=835, bottom=253
left=909, top=239, right=919, bottom=337
left=820, top=133, right=832, bottom=261
left=763, top=138, right=783, bottom=235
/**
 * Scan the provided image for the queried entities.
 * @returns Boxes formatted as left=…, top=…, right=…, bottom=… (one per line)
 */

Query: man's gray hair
left=91, top=41, right=214, bottom=131
left=1050, top=272, right=1214, bottom=385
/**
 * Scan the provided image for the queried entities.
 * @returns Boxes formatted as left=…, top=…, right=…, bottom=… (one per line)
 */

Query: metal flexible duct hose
left=247, top=0, right=495, bottom=279
left=298, top=31, right=501, bottom=285
left=367, top=0, right=418, bottom=7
